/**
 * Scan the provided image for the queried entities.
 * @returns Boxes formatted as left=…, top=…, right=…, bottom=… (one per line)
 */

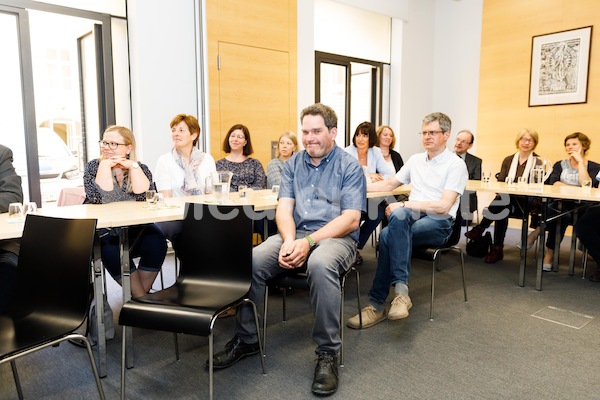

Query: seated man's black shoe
left=207, top=335, right=259, bottom=370
left=311, top=352, right=338, bottom=396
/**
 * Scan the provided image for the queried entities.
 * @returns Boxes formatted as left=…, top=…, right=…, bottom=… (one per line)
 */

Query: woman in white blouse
left=154, top=114, right=216, bottom=248
left=345, top=121, right=395, bottom=264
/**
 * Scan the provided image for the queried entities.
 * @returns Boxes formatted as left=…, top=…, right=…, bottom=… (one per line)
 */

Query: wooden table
left=0, top=184, right=411, bottom=374
left=466, top=180, right=600, bottom=290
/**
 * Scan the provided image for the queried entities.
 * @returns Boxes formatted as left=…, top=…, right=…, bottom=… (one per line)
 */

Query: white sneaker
left=388, top=294, right=412, bottom=320
left=543, top=263, right=552, bottom=272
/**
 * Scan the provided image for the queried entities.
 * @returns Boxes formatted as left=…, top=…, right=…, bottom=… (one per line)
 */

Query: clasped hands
left=101, top=156, right=135, bottom=170
left=278, top=238, right=310, bottom=269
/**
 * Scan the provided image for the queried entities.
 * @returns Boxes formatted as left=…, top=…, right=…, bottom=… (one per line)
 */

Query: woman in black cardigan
left=376, top=125, right=404, bottom=172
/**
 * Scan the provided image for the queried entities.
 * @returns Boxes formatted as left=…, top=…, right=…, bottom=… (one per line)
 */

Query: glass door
left=0, top=4, right=119, bottom=207
left=315, top=52, right=385, bottom=147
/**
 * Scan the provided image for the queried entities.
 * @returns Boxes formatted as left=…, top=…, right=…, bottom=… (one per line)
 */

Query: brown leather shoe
left=484, top=245, right=504, bottom=263
left=465, top=225, right=485, bottom=240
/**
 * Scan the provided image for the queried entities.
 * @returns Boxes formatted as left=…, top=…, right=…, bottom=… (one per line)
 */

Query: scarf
left=507, top=152, right=535, bottom=181
left=172, top=147, right=205, bottom=195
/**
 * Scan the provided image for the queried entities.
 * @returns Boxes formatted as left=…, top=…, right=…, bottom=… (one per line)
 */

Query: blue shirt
left=279, top=144, right=366, bottom=242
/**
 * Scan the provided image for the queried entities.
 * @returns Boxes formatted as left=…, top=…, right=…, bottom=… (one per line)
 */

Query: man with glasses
left=347, top=112, right=467, bottom=329
left=209, top=103, right=365, bottom=396
left=0, top=144, right=23, bottom=314
left=454, top=129, right=482, bottom=224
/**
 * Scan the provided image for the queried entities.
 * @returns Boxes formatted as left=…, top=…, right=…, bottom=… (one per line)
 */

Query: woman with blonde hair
left=376, top=125, right=404, bottom=172
left=83, top=125, right=167, bottom=298
left=266, top=131, right=298, bottom=189
left=466, top=128, right=542, bottom=263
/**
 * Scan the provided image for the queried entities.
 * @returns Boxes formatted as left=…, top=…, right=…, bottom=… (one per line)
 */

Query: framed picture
left=529, top=26, right=592, bottom=107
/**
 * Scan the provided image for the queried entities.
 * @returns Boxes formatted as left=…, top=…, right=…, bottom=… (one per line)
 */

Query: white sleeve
left=154, top=154, right=171, bottom=192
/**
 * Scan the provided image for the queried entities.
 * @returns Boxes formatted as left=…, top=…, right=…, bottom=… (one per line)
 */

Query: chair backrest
left=57, top=186, right=86, bottom=207
left=11, top=214, right=97, bottom=325
left=177, top=203, right=253, bottom=286
left=445, top=208, right=463, bottom=247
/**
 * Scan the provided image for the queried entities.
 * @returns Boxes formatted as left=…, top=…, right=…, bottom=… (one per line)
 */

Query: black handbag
left=466, top=231, right=492, bottom=258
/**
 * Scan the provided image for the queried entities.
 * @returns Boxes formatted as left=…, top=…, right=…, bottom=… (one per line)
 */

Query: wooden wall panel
left=477, top=0, right=600, bottom=174
left=207, top=0, right=297, bottom=168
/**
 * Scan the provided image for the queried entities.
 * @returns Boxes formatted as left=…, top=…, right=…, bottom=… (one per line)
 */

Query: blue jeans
left=368, top=208, right=453, bottom=308
left=235, top=230, right=356, bottom=354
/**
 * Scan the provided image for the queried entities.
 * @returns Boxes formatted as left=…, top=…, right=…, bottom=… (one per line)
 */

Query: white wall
left=298, top=0, right=483, bottom=161
left=433, top=0, right=483, bottom=153
left=314, top=0, right=391, bottom=63
left=126, top=0, right=199, bottom=168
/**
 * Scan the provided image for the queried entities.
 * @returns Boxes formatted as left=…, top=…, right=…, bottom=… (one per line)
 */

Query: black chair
left=262, top=261, right=361, bottom=367
left=412, top=210, right=467, bottom=321
left=0, top=214, right=104, bottom=400
left=119, top=203, right=266, bottom=400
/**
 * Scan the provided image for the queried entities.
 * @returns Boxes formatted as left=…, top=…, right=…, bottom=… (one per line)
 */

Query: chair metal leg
left=10, top=360, right=23, bottom=400
left=173, top=333, right=180, bottom=360
left=245, top=299, right=267, bottom=375
left=208, top=333, right=214, bottom=400
left=262, top=286, right=269, bottom=355
left=582, top=248, right=589, bottom=279
left=339, top=274, right=345, bottom=367
left=459, top=248, right=468, bottom=303
left=79, top=334, right=106, bottom=400
left=352, top=267, right=362, bottom=329
left=281, top=287, right=288, bottom=322
left=430, top=257, right=436, bottom=321
left=120, top=326, right=127, bottom=400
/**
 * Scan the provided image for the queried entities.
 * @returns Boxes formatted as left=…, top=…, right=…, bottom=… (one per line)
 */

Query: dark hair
left=352, top=121, right=377, bottom=148
left=170, top=114, right=200, bottom=146
left=300, top=103, right=337, bottom=129
left=564, top=132, right=591, bottom=154
left=222, top=124, right=253, bottom=156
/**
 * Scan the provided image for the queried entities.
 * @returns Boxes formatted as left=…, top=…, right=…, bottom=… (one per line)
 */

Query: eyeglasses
left=520, top=137, right=534, bottom=143
left=99, top=140, right=127, bottom=150
left=419, top=131, right=444, bottom=137
left=230, top=134, right=246, bottom=140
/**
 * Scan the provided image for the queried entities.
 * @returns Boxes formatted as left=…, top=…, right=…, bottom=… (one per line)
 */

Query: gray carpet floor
left=1, top=226, right=600, bottom=400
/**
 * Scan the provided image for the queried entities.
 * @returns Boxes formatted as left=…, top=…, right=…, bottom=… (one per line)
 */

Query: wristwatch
left=131, top=162, right=140, bottom=169
left=305, top=235, right=316, bottom=249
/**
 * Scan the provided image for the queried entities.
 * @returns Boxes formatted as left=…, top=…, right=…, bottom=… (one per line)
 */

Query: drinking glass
left=8, top=202, right=24, bottom=222
left=238, top=184, right=248, bottom=199
left=504, top=177, right=514, bottom=187
left=146, top=190, right=157, bottom=208
left=481, top=172, right=491, bottom=184
left=212, top=171, right=233, bottom=203
left=155, top=193, right=165, bottom=207
left=582, top=179, right=592, bottom=193
left=23, top=201, right=37, bottom=215
left=271, top=185, right=280, bottom=195
left=517, top=176, right=528, bottom=188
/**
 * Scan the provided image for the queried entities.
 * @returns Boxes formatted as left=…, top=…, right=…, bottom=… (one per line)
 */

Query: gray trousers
left=235, top=230, right=356, bottom=354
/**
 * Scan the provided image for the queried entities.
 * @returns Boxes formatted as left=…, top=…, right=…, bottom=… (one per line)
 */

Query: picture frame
left=529, top=26, right=592, bottom=107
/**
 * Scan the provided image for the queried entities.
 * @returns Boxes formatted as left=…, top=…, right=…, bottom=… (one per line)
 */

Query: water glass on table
left=146, top=190, right=157, bottom=209
left=481, top=172, right=491, bottom=184
left=24, top=201, right=37, bottom=215
left=8, top=202, right=24, bottom=222
left=238, top=185, right=248, bottom=200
